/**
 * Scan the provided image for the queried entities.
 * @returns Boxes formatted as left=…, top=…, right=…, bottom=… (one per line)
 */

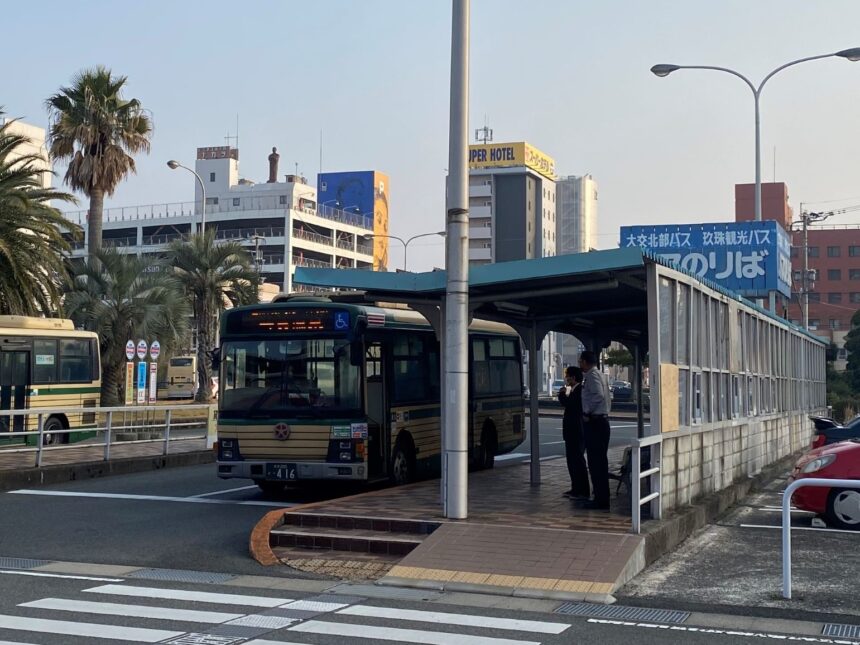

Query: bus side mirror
left=350, top=342, right=363, bottom=367
left=211, top=348, right=221, bottom=371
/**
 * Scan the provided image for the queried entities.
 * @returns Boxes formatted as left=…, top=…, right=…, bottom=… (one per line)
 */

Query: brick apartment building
left=736, top=182, right=860, bottom=369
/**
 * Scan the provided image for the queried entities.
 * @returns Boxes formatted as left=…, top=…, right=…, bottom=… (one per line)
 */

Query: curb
left=250, top=508, right=287, bottom=567
left=640, top=451, right=802, bottom=567
left=0, top=450, right=214, bottom=492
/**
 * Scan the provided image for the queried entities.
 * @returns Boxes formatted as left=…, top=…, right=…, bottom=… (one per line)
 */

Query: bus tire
left=43, top=417, right=66, bottom=446
left=391, top=436, right=416, bottom=486
left=255, top=480, right=286, bottom=496
left=479, top=424, right=497, bottom=470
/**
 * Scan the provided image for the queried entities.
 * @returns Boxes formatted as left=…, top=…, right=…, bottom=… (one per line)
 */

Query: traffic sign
left=136, top=340, right=147, bottom=360
left=150, top=340, right=161, bottom=361
left=126, top=340, right=135, bottom=361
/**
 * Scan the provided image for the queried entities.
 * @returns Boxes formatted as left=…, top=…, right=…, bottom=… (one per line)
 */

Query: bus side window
left=33, top=339, right=58, bottom=384
left=59, top=339, right=92, bottom=383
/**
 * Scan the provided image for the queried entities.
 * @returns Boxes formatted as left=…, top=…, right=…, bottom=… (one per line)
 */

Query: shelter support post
left=528, top=323, right=541, bottom=486
left=634, top=344, right=644, bottom=439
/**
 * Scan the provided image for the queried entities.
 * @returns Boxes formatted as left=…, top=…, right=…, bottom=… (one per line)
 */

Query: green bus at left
left=0, top=316, right=100, bottom=445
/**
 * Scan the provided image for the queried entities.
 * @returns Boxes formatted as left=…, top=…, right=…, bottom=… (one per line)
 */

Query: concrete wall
left=658, top=409, right=822, bottom=510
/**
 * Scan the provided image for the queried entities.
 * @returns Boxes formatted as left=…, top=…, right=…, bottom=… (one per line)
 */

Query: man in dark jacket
left=557, top=366, right=589, bottom=499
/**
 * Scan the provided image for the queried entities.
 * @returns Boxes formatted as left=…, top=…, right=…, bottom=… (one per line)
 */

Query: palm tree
left=45, top=67, right=152, bottom=260
left=65, top=249, right=190, bottom=405
left=167, top=232, right=260, bottom=402
left=0, top=109, right=78, bottom=316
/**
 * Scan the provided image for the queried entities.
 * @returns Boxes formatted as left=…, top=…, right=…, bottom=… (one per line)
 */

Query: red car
left=789, top=439, right=860, bottom=530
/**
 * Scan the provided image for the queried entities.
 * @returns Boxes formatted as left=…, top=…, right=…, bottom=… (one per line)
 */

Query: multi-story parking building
left=62, top=145, right=386, bottom=292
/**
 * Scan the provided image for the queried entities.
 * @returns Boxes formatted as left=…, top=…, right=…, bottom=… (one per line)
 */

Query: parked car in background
left=551, top=379, right=566, bottom=396
left=610, top=380, right=630, bottom=392
left=789, top=439, right=860, bottom=530
left=809, top=414, right=860, bottom=449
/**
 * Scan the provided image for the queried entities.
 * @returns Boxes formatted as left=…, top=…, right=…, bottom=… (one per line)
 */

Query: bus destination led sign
left=234, top=308, right=351, bottom=333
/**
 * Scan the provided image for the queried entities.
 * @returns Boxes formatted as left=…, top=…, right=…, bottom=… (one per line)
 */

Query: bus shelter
left=295, top=247, right=826, bottom=519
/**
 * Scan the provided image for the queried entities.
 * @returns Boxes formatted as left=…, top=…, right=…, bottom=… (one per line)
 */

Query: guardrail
left=0, top=405, right=213, bottom=468
left=631, top=434, right=663, bottom=533
left=782, top=478, right=860, bottom=599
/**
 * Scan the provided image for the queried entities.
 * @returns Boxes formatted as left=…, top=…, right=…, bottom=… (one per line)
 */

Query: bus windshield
left=220, top=338, right=361, bottom=417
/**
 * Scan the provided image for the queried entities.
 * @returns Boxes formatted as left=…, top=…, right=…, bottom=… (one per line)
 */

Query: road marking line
left=739, top=524, right=860, bottom=535
left=587, top=617, right=857, bottom=643
left=8, top=489, right=295, bottom=508
left=83, top=584, right=292, bottom=607
left=190, top=485, right=259, bottom=498
left=759, top=508, right=815, bottom=514
left=19, top=598, right=242, bottom=624
left=0, top=570, right=124, bottom=582
left=289, top=620, right=541, bottom=645
left=542, top=441, right=566, bottom=446
left=339, top=605, right=570, bottom=634
left=0, top=614, right=182, bottom=642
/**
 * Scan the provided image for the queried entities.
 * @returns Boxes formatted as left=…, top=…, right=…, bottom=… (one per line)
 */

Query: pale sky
left=4, top=0, right=860, bottom=271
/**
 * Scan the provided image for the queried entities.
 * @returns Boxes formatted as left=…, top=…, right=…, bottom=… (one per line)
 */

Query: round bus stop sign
left=126, top=340, right=135, bottom=361
left=150, top=340, right=161, bottom=361
left=136, top=340, right=148, bottom=360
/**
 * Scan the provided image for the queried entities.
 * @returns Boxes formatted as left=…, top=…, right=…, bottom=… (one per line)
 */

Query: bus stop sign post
left=443, top=0, right=470, bottom=520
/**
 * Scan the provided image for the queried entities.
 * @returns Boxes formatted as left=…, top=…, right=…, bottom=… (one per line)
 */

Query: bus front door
left=365, top=342, right=388, bottom=479
left=0, top=350, right=30, bottom=433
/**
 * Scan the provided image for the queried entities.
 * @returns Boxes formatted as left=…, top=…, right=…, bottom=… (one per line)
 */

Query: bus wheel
left=391, top=439, right=416, bottom=486
left=42, top=417, right=65, bottom=446
left=479, top=425, right=497, bottom=470
left=255, top=480, right=285, bottom=496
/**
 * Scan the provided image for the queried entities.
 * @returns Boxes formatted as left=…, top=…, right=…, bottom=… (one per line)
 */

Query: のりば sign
left=620, top=220, right=791, bottom=299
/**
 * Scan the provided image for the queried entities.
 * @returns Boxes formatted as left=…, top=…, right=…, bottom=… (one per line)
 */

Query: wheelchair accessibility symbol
left=334, top=312, right=350, bottom=330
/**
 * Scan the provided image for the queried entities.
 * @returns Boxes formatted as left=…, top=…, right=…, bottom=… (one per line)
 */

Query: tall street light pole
left=362, top=232, right=445, bottom=271
left=651, top=48, right=860, bottom=222
left=167, top=160, right=206, bottom=235
left=445, top=0, right=470, bottom=520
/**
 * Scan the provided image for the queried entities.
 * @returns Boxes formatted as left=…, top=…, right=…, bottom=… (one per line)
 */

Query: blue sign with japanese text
left=620, top=221, right=791, bottom=298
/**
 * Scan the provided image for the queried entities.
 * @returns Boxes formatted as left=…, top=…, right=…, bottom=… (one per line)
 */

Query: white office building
left=465, top=141, right=559, bottom=392
left=556, top=174, right=598, bottom=254
left=63, top=145, right=378, bottom=292
left=2, top=117, right=51, bottom=189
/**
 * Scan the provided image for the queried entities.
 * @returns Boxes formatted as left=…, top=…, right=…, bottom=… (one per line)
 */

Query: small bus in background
left=215, top=295, right=525, bottom=493
left=0, top=316, right=100, bottom=445
left=165, top=356, right=197, bottom=399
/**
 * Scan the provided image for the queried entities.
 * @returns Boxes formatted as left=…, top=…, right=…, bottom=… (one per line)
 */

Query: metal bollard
left=782, top=477, right=860, bottom=599
left=163, top=409, right=172, bottom=456
left=104, top=411, right=113, bottom=461
left=35, top=414, right=44, bottom=467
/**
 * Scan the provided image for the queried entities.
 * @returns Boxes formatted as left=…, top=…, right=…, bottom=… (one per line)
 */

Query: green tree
left=604, top=347, right=633, bottom=368
left=167, top=232, right=260, bottom=402
left=64, top=249, right=190, bottom=405
left=0, top=110, right=78, bottom=316
left=45, top=67, right=152, bottom=260
left=844, top=309, right=860, bottom=390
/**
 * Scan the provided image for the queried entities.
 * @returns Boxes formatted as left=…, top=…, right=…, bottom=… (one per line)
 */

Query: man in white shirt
left=579, top=350, right=611, bottom=510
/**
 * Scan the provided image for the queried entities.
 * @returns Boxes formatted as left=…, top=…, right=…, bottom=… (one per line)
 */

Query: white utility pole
left=443, top=0, right=470, bottom=519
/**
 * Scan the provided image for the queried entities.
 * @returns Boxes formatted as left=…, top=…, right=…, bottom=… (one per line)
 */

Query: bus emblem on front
left=273, top=423, right=291, bottom=441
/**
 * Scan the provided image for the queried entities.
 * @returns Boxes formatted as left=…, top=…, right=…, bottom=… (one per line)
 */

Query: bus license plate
left=266, top=463, right=298, bottom=481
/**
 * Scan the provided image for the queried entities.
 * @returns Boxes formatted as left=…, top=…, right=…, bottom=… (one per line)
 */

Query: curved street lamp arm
left=673, top=65, right=757, bottom=96
left=757, top=53, right=838, bottom=94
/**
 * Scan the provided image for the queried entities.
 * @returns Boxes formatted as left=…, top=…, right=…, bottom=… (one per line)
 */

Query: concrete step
left=281, top=511, right=440, bottom=536
left=270, top=524, right=426, bottom=557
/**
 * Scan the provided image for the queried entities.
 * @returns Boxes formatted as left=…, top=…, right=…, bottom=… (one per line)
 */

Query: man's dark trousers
left=565, top=431, right=589, bottom=497
left=584, top=415, right=611, bottom=506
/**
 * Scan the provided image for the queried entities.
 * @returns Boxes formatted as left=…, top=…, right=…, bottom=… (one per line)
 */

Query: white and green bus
left=215, top=296, right=525, bottom=492
left=0, top=316, right=100, bottom=445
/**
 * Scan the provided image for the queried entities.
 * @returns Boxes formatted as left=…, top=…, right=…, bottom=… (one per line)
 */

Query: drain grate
left=127, top=568, right=236, bottom=584
left=822, top=624, right=860, bottom=639
left=0, top=557, right=51, bottom=570
left=554, top=602, right=690, bottom=624
left=160, top=635, right=246, bottom=645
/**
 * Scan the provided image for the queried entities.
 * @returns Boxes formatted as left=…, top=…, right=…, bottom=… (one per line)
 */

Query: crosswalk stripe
left=0, top=614, right=182, bottom=643
left=83, top=584, right=293, bottom=608
left=0, top=640, right=41, bottom=645
left=20, top=598, right=242, bottom=624
left=338, top=605, right=570, bottom=634
left=289, top=620, right=542, bottom=645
